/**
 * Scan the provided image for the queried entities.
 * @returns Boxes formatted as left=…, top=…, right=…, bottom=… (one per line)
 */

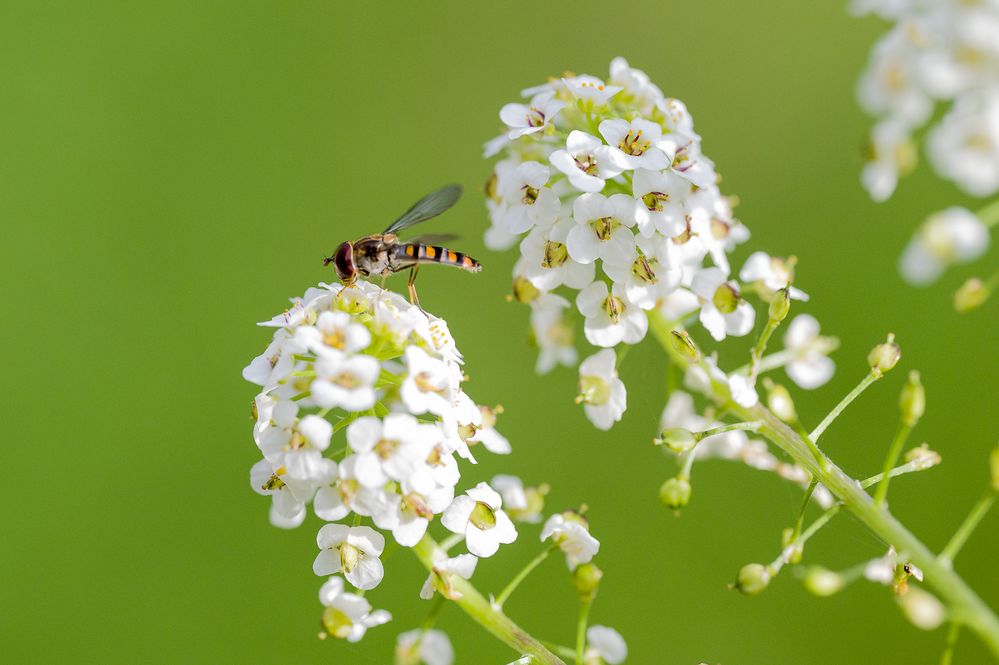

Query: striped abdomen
left=395, top=243, right=482, bottom=272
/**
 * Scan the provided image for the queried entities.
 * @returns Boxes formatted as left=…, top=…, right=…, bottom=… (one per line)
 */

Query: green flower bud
left=781, top=528, right=803, bottom=564
left=670, top=329, right=701, bottom=361
left=954, top=277, right=990, bottom=313
left=898, top=587, right=945, bottom=631
left=769, top=287, right=791, bottom=323
left=803, top=566, right=845, bottom=597
left=868, top=334, right=901, bottom=377
left=764, top=379, right=797, bottom=423
left=735, top=563, right=772, bottom=596
left=659, top=476, right=692, bottom=509
left=655, top=427, right=698, bottom=453
left=899, top=370, right=925, bottom=427
left=571, top=562, right=603, bottom=602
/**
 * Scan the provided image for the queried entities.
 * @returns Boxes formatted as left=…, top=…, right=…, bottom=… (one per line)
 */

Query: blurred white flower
left=584, top=625, right=628, bottom=665
left=395, top=629, right=454, bottom=665
left=783, top=315, right=836, bottom=390
left=319, top=576, right=391, bottom=642
left=899, top=207, right=991, bottom=285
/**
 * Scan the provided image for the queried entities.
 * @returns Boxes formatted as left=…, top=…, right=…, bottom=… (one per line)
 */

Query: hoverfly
left=324, top=184, right=482, bottom=307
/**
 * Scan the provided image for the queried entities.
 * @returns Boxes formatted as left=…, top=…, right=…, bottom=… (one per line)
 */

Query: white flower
left=576, top=281, right=648, bottom=347
left=313, top=524, right=386, bottom=590
left=314, top=454, right=361, bottom=521
left=519, top=217, right=596, bottom=291
left=498, top=161, right=561, bottom=234
left=419, top=552, right=478, bottom=600
left=690, top=267, right=755, bottom=342
left=567, top=192, right=637, bottom=265
left=249, top=458, right=317, bottom=529
left=609, top=57, right=663, bottom=113
left=530, top=294, right=578, bottom=374
left=490, top=474, right=545, bottom=523
left=577, top=349, right=627, bottom=431
left=312, top=351, right=379, bottom=411
left=599, top=117, right=672, bottom=171
left=346, top=414, right=440, bottom=490
left=603, top=233, right=681, bottom=310
left=319, top=576, right=391, bottom=642
left=739, top=251, right=808, bottom=301
left=466, top=404, right=511, bottom=455
left=861, top=118, right=915, bottom=202
left=500, top=92, right=566, bottom=140
left=391, top=484, right=455, bottom=547
left=296, top=310, right=371, bottom=355
left=563, top=75, right=623, bottom=106
left=440, top=482, right=517, bottom=557
left=256, top=400, right=333, bottom=481
left=632, top=168, right=688, bottom=237
left=584, top=625, right=627, bottom=665
left=550, top=130, right=623, bottom=193
left=400, top=346, right=459, bottom=418
left=899, top=207, right=991, bottom=285
left=864, top=546, right=898, bottom=585
left=541, top=512, right=600, bottom=570
left=783, top=315, right=836, bottom=390
left=395, top=629, right=454, bottom=665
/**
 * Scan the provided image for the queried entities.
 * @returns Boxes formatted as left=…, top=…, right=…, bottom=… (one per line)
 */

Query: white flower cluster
left=854, top=0, right=999, bottom=200
left=484, top=58, right=825, bottom=430
left=243, top=281, right=516, bottom=643
left=898, top=206, right=991, bottom=285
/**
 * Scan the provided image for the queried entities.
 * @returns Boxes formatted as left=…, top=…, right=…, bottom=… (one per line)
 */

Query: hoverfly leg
left=407, top=265, right=426, bottom=314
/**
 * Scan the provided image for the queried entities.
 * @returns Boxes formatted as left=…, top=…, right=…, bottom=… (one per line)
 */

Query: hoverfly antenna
left=322, top=254, right=333, bottom=266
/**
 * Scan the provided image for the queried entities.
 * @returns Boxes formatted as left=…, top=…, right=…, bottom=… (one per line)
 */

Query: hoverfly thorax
left=326, top=241, right=358, bottom=281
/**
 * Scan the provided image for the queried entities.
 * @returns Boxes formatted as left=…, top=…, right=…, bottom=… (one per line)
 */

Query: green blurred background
left=3, top=1, right=996, bottom=663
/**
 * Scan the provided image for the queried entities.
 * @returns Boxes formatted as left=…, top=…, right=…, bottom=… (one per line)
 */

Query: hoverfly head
left=327, top=241, right=357, bottom=282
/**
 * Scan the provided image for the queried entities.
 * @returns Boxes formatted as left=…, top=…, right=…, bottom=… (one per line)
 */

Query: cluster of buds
left=243, top=280, right=622, bottom=662
left=484, top=58, right=834, bottom=433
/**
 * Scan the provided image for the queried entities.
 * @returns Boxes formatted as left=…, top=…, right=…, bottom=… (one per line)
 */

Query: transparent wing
left=383, top=184, right=463, bottom=235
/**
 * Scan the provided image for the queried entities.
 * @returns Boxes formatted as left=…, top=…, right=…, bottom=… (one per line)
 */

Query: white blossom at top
left=899, top=207, right=991, bottom=285
left=550, top=130, right=623, bottom=193
left=441, top=482, right=518, bottom=558
left=584, top=625, right=628, bottom=665
left=500, top=92, right=566, bottom=140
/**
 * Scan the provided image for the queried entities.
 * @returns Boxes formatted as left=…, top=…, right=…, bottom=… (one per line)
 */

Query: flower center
left=414, top=371, right=444, bottom=395
left=374, top=437, right=398, bottom=459
left=526, top=107, right=546, bottom=127
left=484, top=171, right=499, bottom=202
left=578, top=375, right=611, bottom=406
left=470, top=501, right=497, bottom=530
left=261, top=474, right=286, bottom=491
left=573, top=154, right=599, bottom=175
left=710, top=218, right=731, bottom=240
left=323, top=328, right=346, bottom=349
left=631, top=255, right=657, bottom=283
left=592, top=216, right=616, bottom=241
left=521, top=185, right=539, bottom=205
left=712, top=283, right=740, bottom=314
left=602, top=294, right=625, bottom=323
left=333, top=371, right=361, bottom=389
left=618, top=128, right=651, bottom=156
left=542, top=240, right=569, bottom=269
left=403, top=493, right=434, bottom=519
left=321, top=607, right=354, bottom=639
left=641, top=191, right=668, bottom=212
left=339, top=543, right=362, bottom=572
left=511, top=275, right=541, bottom=303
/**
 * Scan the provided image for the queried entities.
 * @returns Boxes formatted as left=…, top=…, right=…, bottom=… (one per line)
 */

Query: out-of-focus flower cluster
left=484, top=58, right=834, bottom=433
left=243, top=280, right=619, bottom=659
left=853, top=1, right=999, bottom=200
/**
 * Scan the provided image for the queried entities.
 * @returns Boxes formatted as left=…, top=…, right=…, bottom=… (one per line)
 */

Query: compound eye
left=333, top=242, right=356, bottom=280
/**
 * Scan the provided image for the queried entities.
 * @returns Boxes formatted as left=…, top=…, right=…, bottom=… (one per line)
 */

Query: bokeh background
left=3, top=1, right=997, bottom=663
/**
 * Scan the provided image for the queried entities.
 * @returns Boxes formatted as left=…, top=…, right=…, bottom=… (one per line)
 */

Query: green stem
left=810, top=370, right=880, bottom=442
left=748, top=318, right=779, bottom=381
left=412, top=536, right=565, bottom=665
left=495, top=545, right=557, bottom=608
left=792, top=480, right=819, bottom=542
left=648, top=312, right=999, bottom=658
left=697, top=421, right=763, bottom=439
left=940, top=491, right=997, bottom=567
left=941, top=622, right=962, bottom=665
left=873, top=423, right=914, bottom=506
left=576, top=599, right=592, bottom=664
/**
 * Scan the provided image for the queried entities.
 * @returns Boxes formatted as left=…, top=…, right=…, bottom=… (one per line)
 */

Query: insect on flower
left=324, top=184, right=482, bottom=307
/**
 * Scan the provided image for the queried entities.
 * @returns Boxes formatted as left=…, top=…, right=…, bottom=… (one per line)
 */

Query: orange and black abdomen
left=396, top=243, right=482, bottom=272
